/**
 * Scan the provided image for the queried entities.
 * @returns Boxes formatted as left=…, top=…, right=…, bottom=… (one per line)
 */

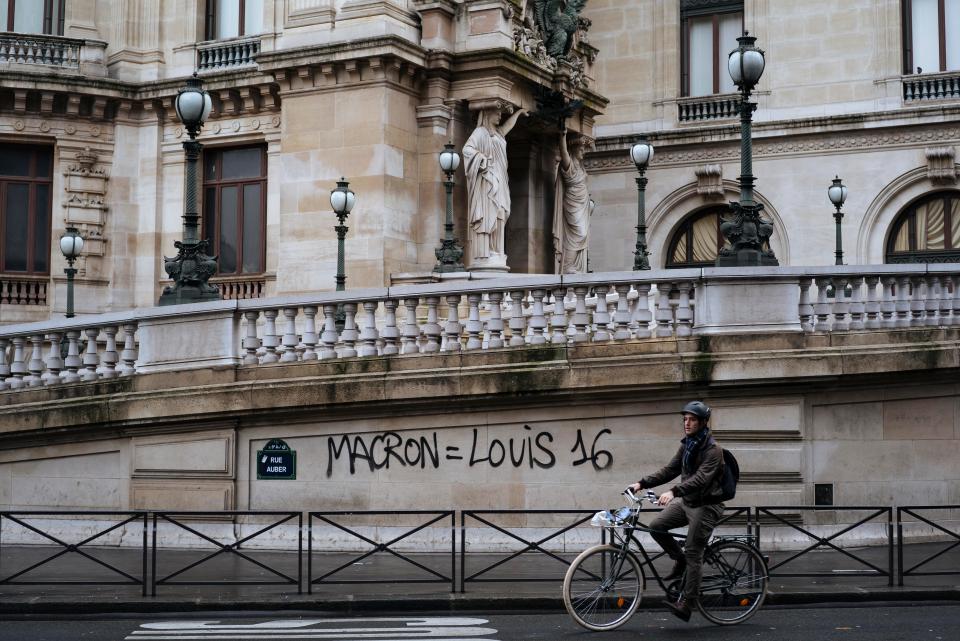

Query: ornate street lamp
left=828, top=175, right=848, bottom=265
left=159, top=72, right=220, bottom=306
left=717, top=33, right=779, bottom=266
left=330, top=177, right=356, bottom=331
left=630, top=139, right=654, bottom=270
left=434, top=142, right=465, bottom=273
left=59, top=226, right=84, bottom=318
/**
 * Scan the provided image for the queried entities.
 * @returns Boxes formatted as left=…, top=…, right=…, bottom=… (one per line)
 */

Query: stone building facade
left=0, top=0, right=958, bottom=321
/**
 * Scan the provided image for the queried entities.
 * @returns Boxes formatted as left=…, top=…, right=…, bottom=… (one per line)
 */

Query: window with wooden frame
left=1, top=0, right=66, bottom=35
left=666, top=207, right=729, bottom=268
left=886, top=191, right=960, bottom=263
left=202, top=146, right=267, bottom=276
left=681, top=0, right=744, bottom=97
left=204, top=0, right=263, bottom=40
left=0, top=145, right=53, bottom=275
left=902, top=0, right=960, bottom=74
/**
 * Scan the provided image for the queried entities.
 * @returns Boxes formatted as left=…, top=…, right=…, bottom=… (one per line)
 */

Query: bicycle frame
left=604, top=511, right=689, bottom=597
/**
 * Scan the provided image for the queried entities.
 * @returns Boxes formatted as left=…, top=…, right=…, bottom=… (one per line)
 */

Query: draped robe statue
left=552, top=134, right=591, bottom=274
left=462, top=106, right=527, bottom=269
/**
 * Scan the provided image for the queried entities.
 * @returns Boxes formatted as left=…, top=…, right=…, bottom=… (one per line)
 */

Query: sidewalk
left=0, top=542, right=957, bottom=614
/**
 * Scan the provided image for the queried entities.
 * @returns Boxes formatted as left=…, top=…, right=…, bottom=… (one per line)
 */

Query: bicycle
left=562, top=489, right=768, bottom=629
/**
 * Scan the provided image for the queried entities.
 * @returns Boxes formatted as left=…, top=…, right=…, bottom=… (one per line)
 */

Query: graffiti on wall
left=325, top=425, right=613, bottom=477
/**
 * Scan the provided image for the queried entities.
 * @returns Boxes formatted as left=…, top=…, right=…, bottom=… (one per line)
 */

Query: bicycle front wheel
left=697, top=540, right=768, bottom=625
left=563, top=543, right=645, bottom=631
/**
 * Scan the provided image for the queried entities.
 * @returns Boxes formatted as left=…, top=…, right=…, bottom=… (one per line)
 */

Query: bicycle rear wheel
left=696, top=539, right=768, bottom=625
left=563, top=543, right=645, bottom=631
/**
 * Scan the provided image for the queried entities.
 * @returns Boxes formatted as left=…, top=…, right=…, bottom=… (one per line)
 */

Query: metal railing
left=755, top=506, right=894, bottom=586
left=896, top=505, right=960, bottom=586
left=0, top=511, right=147, bottom=595
left=151, top=511, right=302, bottom=595
left=309, top=511, right=455, bottom=593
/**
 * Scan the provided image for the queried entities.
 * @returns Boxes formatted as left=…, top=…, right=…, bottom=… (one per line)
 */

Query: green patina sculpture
left=535, top=0, right=588, bottom=58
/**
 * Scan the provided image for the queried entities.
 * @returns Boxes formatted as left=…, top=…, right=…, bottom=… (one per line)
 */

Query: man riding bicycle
left=627, top=400, right=725, bottom=622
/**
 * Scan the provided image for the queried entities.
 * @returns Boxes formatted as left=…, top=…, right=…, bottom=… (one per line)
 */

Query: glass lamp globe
left=828, top=176, right=848, bottom=208
left=59, top=227, right=84, bottom=260
left=439, top=143, right=461, bottom=173
left=330, top=178, right=357, bottom=215
left=728, top=33, right=765, bottom=91
left=630, top=141, right=654, bottom=169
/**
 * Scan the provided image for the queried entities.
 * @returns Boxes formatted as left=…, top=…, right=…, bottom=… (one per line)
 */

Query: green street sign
left=257, top=438, right=296, bottom=480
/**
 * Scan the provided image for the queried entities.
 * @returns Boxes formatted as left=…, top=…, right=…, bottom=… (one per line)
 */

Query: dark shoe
left=664, top=596, right=692, bottom=622
left=664, top=557, right=686, bottom=581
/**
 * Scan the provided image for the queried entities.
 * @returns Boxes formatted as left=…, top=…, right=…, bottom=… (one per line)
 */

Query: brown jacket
left=639, top=433, right=725, bottom=507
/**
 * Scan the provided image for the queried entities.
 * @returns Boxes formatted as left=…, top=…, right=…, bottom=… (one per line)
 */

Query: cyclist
left=627, top=400, right=725, bottom=622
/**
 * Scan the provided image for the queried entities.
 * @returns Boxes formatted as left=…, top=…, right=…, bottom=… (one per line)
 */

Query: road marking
left=126, top=617, right=500, bottom=641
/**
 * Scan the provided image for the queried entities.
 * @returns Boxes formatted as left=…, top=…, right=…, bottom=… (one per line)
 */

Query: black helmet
left=681, top=400, right=711, bottom=421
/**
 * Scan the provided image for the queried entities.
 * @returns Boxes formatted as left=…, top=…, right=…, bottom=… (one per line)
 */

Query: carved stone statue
left=552, top=132, right=591, bottom=274
left=462, top=105, right=528, bottom=270
left=535, top=0, right=588, bottom=58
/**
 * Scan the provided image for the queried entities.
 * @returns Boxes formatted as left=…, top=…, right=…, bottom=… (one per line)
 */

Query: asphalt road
left=0, top=603, right=957, bottom=641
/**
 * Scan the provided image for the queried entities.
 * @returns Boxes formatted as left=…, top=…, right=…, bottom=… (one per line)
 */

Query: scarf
left=682, top=427, right=710, bottom=475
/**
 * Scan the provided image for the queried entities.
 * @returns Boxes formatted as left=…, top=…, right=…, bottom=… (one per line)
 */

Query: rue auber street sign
left=257, top=438, right=296, bottom=480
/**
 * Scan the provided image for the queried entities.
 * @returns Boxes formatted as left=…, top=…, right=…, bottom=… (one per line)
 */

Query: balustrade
left=3, top=267, right=960, bottom=395
left=0, top=34, right=81, bottom=68
left=902, top=71, right=960, bottom=102
left=197, top=36, right=260, bottom=71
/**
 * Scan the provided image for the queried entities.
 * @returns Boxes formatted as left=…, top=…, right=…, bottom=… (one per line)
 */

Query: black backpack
left=717, top=448, right=740, bottom=502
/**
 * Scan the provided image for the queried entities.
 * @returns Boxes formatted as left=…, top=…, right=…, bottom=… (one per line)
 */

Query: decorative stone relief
left=62, top=147, right=110, bottom=258
left=513, top=0, right=593, bottom=88
left=695, top=164, right=725, bottom=198
left=925, top=146, right=957, bottom=183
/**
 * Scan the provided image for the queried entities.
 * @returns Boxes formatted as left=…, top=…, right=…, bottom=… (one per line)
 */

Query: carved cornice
left=585, top=124, right=960, bottom=171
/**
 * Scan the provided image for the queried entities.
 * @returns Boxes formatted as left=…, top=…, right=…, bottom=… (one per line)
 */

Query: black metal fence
left=1, top=505, right=956, bottom=595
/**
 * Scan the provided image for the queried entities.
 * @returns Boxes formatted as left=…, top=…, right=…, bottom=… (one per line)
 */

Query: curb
left=1, top=589, right=958, bottom=616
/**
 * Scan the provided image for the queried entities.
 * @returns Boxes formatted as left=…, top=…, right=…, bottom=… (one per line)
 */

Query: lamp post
left=330, top=177, right=356, bottom=330
left=433, top=143, right=465, bottom=273
left=716, top=33, right=779, bottom=266
left=159, top=72, right=220, bottom=306
left=630, top=140, right=653, bottom=270
left=828, top=175, right=848, bottom=265
left=59, top=226, right=84, bottom=318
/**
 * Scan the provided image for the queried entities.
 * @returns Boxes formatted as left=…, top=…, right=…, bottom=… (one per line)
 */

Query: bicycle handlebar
left=623, top=487, right=659, bottom=505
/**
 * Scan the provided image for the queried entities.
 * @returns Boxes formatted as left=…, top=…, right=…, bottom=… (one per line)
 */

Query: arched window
left=886, top=191, right=960, bottom=263
left=666, top=207, right=727, bottom=268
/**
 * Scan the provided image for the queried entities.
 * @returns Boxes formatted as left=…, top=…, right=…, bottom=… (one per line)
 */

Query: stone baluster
left=443, top=294, right=463, bottom=352
left=340, top=303, right=359, bottom=357
left=7, top=336, right=26, bottom=389
left=591, top=285, right=611, bottom=342
left=465, top=293, right=484, bottom=350
left=301, top=306, right=319, bottom=360
left=863, top=276, right=881, bottom=330
left=508, top=290, right=527, bottom=346
left=319, top=304, right=339, bottom=359
left=24, top=334, right=46, bottom=387
left=798, top=278, right=814, bottom=332
left=61, top=330, right=82, bottom=383
left=925, top=276, right=941, bottom=327
left=549, top=287, right=568, bottom=344
left=242, top=311, right=261, bottom=364
left=633, top=283, right=652, bottom=339
left=675, top=282, right=693, bottom=337
left=895, top=276, right=912, bottom=328
left=950, top=276, right=960, bottom=325
left=849, top=277, right=866, bottom=331
left=937, top=277, right=953, bottom=327
left=571, top=286, right=590, bottom=342
left=909, top=276, right=925, bottom=327
left=261, top=309, right=280, bottom=363
left=81, top=327, right=100, bottom=382
left=280, top=307, right=301, bottom=362
left=814, top=277, right=833, bottom=332
left=487, top=292, right=505, bottom=348
left=832, top=277, right=850, bottom=331
left=119, top=323, right=138, bottom=375
left=382, top=299, right=400, bottom=355
left=0, top=338, right=9, bottom=391
left=528, top=289, right=548, bottom=345
left=100, top=325, right=119, bottom=378
left=880, top=277, right=897, bottom=328
left=422, top=296, right=442, bottom=353
left=42, top=332, right=64, bottom=385
left=654, top=283, right=674, bottom=338
left=358, top=301, right=380, bottom=357
left=401, top=297, right=421, bottom=354
left=613, top=284, right=632, bottom=340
